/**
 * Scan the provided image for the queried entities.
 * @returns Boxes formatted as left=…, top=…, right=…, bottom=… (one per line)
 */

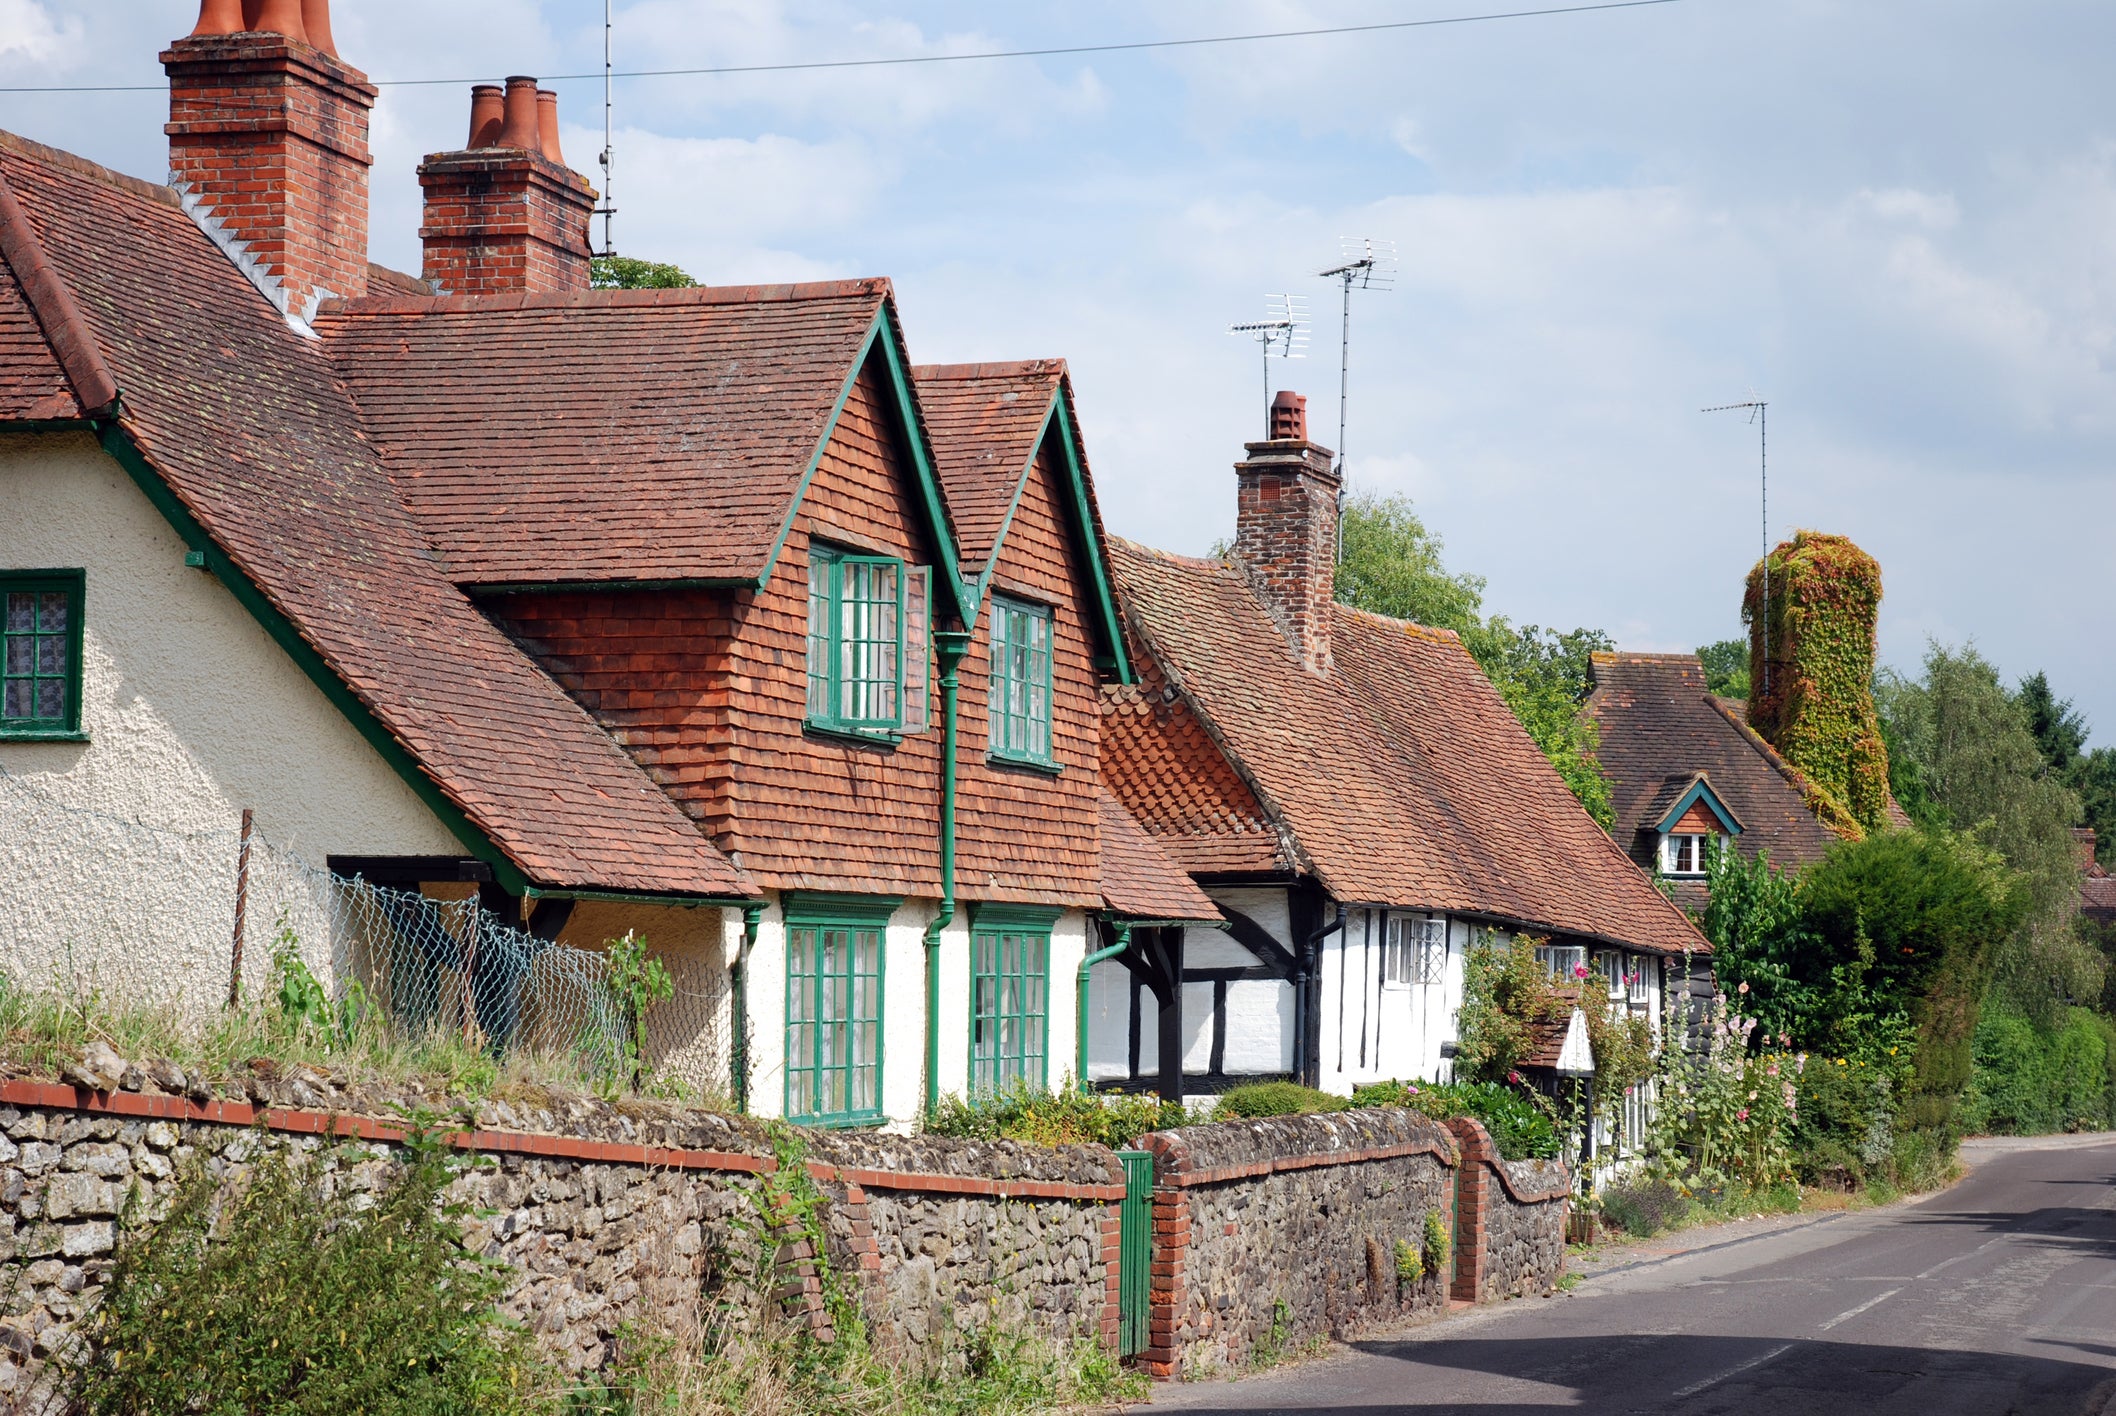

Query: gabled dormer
left=1641, top=771, right=1743, bottom=878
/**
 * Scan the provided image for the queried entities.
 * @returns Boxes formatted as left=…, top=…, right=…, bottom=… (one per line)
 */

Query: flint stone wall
left=1480, top=1156, right=1569, bottom=1300
left=0, top=1061, right=1123, bottom=1398
left=1138, top=1108, right=1459, bottom=1377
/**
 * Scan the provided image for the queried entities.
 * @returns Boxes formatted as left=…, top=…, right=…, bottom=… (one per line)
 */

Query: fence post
left=227, top=807, right=253, bottom=1008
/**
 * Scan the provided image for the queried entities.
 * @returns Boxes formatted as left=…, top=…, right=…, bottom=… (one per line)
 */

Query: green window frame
left=1, top=570, right=86, bottom=741
left=807, top=545, right=929, bottom=738
left=988, top=595, right=1054, bottom=766
left=784, top=893, right=898, bottom=1126
left=968, top=904, right=1060, bottom=1096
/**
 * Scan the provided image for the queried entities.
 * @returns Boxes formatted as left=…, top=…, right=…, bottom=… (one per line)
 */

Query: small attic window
left=1660, top=833, right=1726, bottom=877
left=1, top=571, right=85, bottom=741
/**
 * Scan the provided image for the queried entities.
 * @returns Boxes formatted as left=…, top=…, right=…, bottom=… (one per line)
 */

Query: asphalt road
left=1146, top=1133, right=2116, bottom=1415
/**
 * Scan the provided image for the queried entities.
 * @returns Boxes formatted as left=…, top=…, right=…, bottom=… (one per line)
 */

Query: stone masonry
left=1138, top=1108, right=1461, bottom=1378
left=1445, top=1115, right=1570, bottom=1303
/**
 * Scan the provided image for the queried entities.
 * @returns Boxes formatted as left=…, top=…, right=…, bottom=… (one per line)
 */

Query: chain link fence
left=0, top=769, right=728, bottom=1096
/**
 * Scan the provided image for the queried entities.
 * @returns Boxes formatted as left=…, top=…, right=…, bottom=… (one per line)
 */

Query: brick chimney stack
left=1232, top=390, right=1341, bottom=676
left=418, top=78, right=598, bottom=296
left=162, top=0, right=375, bottom=323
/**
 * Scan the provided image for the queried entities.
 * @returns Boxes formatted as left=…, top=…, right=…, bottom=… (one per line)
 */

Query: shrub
left=69, top=1124, right=544, bottom=1415
left=1597, top=1177, right=1690, bottom=1238
left=1213, top=1081, right=1347, bottom=1119
left=925, top=1081, right=1185, bottom=1149
left=1351, top=1078, right=1559, bottom=1161
left=1964, top=1004, right=2113, bottom=1135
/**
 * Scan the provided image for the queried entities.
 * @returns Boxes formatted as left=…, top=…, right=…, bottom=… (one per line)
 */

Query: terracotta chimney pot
left=299, top=0, right=338, bottom=56
left=536, top=89, right=565, bottom=165
left=248, top=0, right=309, bottom=43
left=497, top=76, right=542, bottom=150
left=190, top=0, right=246, bottom=37
left=467, top=84, right=505, bottom=148
left=1270, top=390, right=1308, bottom=442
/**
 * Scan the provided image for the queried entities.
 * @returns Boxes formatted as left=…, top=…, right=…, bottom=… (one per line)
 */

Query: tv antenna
left=1228, top=293, right=1308, bottom=436
left=1702, top=397, right=1769, bottom=696
left=595, top=0, right=616, bottom=256
left=1318, top=238, right=1396, bottom=481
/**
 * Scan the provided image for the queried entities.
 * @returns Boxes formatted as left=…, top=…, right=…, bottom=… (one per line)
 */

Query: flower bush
left=1645, top=993, right=1802, bottom=1196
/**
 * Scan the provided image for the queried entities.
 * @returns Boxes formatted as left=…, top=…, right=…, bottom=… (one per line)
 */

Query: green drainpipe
left=923, top=630, right=972, bottom=1119
left=1077, top=921, right=1133, bottom=1087
left=731, top=903, right=764, bottom=1114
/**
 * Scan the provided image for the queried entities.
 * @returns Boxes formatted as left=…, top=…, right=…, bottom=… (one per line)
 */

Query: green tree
left=2017, top=669, right=2116, bottom=872
left=1696, top=638, right=1750, bottom=699
left=1877, top=645, right=2096, bottom=1020
left=1335, top=491, right=1485, bottom=632
left=590, top=254, right=698, bottom=289
left=1333, top=490, right=1613, bottom=828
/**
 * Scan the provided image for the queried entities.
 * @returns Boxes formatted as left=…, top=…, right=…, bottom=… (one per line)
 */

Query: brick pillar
left=1445, top=1116, right=1493, bottom=1303
left=1140, top=1185, right=1190, bottom=1378
left=1231, top=391, right=1342, bottom=676
left=419, top=77, right=597, bottom=296
left=162, top=28, right=377, bottom=321
left=1099, top=1202, right=1123, bottom=1353
left=766, top=1189, right=836, bottom=1343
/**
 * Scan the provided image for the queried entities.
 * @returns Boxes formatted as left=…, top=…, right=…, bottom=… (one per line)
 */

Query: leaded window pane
left=1, top=576, right=82, bottom=734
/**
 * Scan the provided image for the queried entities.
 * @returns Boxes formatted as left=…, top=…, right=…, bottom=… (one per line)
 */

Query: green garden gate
left=1115, top=1150, right=1154, bottom=1358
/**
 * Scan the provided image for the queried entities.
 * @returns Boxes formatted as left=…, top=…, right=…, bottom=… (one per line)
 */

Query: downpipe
left=923, top=630, right=971, bottom=1119
left=730, top=902, right=763, bottom=1113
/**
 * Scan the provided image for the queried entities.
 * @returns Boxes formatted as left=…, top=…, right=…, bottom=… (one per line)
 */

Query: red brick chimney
left=2076, top=828, right=2102, bottom=876
left=1232, top=390, right=1342, bottom=675
left=418, top=78, right=598, bottom=297
left=162, top=0, right=374, bottom=323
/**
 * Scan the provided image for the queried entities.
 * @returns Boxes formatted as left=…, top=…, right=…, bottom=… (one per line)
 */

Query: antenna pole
left=598, top=0, right=615, bottom=257
left=1758, top=402, right=1768, bottom=698
left=1336, top=269, right=1352, bottom=476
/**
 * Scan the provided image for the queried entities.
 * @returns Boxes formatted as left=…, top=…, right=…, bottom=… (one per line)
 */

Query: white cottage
left=1091, top=391, right=1708, bottom=1107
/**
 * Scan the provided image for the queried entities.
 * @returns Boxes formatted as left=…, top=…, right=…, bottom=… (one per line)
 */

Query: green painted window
left=784, top=894, right=895, bottom=1126
left=988, top=596, right=1053, bottom=764
left=1, top=571, right=85, bottom=740
left=969, top=907, right=1057, bottom=1095
left=806, top=545, right=929, bottom=736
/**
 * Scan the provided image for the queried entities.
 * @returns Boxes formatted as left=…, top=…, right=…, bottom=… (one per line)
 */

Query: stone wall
left=1444, top=1116, right=1570, bottom=1303
left=1137, top=1108, right=1459, bottom=1378
left=0, top=1063, right=1122, bottom=1398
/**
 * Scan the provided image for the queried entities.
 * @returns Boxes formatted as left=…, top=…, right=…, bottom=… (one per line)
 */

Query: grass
left=0, top=965, right=729, bottom=1112
left=577, top=1312, right=1146, bottom=1416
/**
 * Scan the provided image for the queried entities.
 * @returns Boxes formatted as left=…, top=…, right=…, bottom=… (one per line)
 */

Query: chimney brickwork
left=1232, top=391, right=1341, bottom=676
left=162, top=5, right=374, bottom=321
left=418, top=78, right=597, bottom=297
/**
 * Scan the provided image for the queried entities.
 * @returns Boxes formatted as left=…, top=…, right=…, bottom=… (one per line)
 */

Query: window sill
left=787, top=1111, right=886, bottom=1131
left=986, top=752, right=1061, bottom=776
left=0, top=730, right=88, bottom=744
left=804, top=721, right=902, bottom=749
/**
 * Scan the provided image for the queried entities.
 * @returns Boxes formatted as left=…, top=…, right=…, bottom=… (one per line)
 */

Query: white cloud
left=0, top=0, right=81, bottom=68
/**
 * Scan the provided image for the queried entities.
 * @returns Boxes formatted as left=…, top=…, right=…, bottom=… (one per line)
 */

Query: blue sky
left=7, top=1, right=2114, bottom=736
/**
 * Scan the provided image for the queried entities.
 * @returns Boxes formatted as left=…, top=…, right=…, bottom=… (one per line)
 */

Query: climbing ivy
left=1743, top=531, right=1891, bottom=835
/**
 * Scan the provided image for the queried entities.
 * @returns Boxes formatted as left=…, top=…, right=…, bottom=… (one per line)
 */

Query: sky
left=5, top=0, right=2114, bottom=736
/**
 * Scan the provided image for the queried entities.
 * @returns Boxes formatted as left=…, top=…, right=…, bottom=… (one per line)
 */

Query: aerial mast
left=1228, top=294, right=1308, bottom=435
left=596, top=0, right=616, bottom=256
left=1703, top=397, right=1770, bottom=696
left=1317, top=237, right=1395, bottom=560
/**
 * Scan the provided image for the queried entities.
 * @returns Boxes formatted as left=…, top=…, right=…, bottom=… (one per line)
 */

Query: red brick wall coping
left=1441, top=1113, right=1569, bottom=1205
left=1149, top=1136, right=1456, bottom=1189
left=0, top=1080, right=1123, bottom=1203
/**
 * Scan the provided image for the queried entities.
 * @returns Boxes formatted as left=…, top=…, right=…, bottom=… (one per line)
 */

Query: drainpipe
left=1076, top=920, right=1133, bottom=1086
left=923, top=630, right=972, bottom=1119
left=731, top=902, right=763, bottom=1113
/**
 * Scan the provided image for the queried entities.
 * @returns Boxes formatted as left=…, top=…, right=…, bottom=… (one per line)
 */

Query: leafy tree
left=590, top=254, right=698, bottom=289
left=1801, top=828, right=2022, bottom=1136
left=1877, top=645, right=2096, bottom=1020
left=1333, top=490, right=1613, bottom=828
left=1696, top=638, right=1750, bottom=699
left=2018, top=671, right=2089, bottom=775
left=1335, top=491, right=1485, bottom=632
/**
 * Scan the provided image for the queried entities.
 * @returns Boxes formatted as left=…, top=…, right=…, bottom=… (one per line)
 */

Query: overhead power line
left=0, top=0, right=1685, bottom=94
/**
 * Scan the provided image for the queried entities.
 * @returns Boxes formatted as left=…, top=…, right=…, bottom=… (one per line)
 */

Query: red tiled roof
left=2084, top=873, right=2116, bottom=925
left=0, top=132, right=752, bottom=900
left=0, top=257, right=77, bottom=421
left=1587, top=653, right=1849, bottom=899
left=1096, top=790, right=1223, bottom=922
left=315, top=281, right=893, bottom=588
left=1105, top=540, right=1705, bottom=954
left=912, top=361, right=1062, bottom=582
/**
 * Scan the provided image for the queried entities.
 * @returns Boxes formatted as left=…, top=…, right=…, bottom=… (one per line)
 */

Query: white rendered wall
left=1085, top=955, right=1131, bottom=1082
left=0, top=432, right=465, bottom=1015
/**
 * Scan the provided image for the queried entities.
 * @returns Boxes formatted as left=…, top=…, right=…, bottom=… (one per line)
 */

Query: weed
left=1393, top=1238, right=1424, bottom=1286
left=1422, top=1209, right=1452, bottom=1275
left=1247, top=1297, right=1295, bottom=1370
left=1555, top=1271, right=1583, bottom=1293
left=926, top=1079, right=1185, bottom=1148
left=1215, top=1082, right=1346, bottom=1119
